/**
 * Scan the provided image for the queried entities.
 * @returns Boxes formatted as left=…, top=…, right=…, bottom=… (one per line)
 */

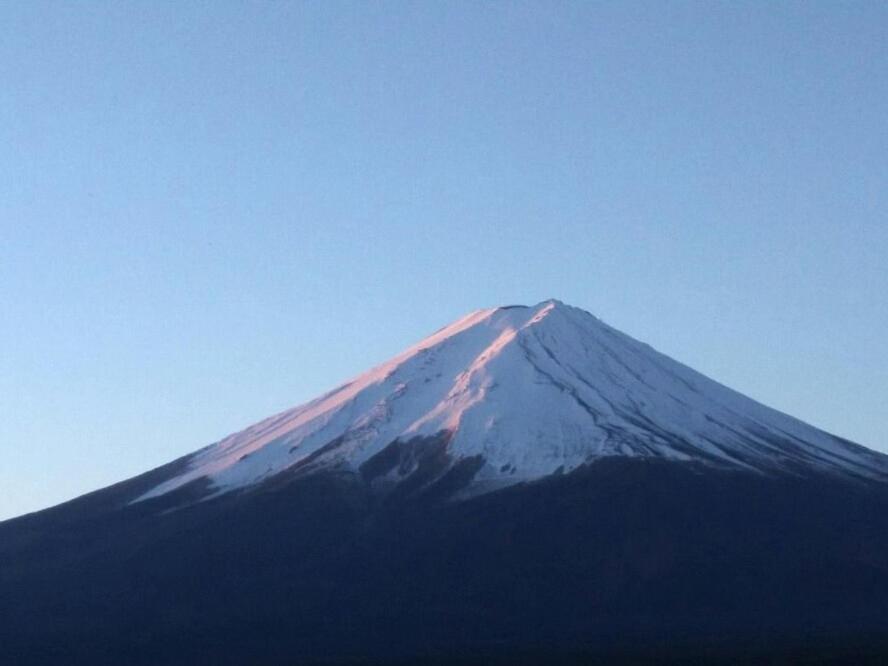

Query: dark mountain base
left=3, top=458, right=888, bottom=665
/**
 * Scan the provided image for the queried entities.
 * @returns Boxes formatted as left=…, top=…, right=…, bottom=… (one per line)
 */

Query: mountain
left=3, top=300, right=888, bottom=665
left=137, top=299, right=888, bottom=505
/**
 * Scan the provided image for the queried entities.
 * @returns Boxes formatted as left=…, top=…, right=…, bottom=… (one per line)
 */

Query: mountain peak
left=137, top=300, right=888, bottom=503
left=493, top=298, right=573, bottom=317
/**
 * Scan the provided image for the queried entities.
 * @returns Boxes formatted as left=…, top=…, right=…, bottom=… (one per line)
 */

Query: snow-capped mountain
left=5, top=299, right=888, bottom=665
left=138, top=299, right=887, bottom=504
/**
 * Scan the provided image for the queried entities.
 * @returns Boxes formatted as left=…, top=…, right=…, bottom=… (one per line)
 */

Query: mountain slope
left=4, top=457, right=888, bottom=665
left=138, top=299, right=887, bottom=504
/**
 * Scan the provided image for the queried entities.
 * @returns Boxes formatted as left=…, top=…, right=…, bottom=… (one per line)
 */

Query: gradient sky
left=2, top=1, right=887, bottom=521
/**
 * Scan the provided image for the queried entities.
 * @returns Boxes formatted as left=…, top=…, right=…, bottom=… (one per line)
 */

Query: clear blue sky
left=2, top=1, right=886, bottom=520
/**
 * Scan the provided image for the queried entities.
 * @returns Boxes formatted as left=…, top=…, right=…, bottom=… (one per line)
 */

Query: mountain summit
left=140, top=299, right=887, bottom=504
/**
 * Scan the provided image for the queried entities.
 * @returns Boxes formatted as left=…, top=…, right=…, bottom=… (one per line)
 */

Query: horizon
left=3, top=2, right=887, bottom=521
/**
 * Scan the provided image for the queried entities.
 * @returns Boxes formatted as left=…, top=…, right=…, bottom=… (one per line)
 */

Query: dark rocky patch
left=359, top=431, right=455, bottom=497
left=289, top=434, right=347, bottom=466
left=359, top=438, right=406, bottom=482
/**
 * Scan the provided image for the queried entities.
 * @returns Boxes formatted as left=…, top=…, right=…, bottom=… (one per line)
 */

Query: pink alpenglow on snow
left=136, top=300, right=888, bottom=503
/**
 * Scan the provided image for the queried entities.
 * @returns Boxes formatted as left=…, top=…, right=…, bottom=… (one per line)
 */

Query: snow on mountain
left=137, top=300, right=888, bottom=502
